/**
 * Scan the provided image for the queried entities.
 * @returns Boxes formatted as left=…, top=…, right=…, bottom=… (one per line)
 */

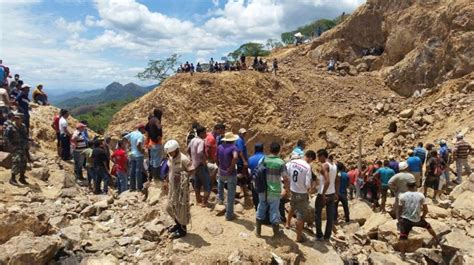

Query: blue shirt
left=339, top=171, right=349, bottom=195
left=439, top=144, right=449, bottom=163
left=413, top=147, right=427, bottom=163
left=375, top=167, right=395, bottom=186
left=248, top=152, right=265, bottom=172
left=235, top=136, right=248, bottom=165
left=16, top=92, right=30, bottom=116
left=407, top=156, right=422, bottom=173
left=124, top=130, right=145, bottom=158
left=292, top=146, right=304, bottom=157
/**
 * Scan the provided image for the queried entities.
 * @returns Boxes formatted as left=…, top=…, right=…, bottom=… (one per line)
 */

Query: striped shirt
left=454, top=140, right=472, bottom=159
left=265, top=155, right=289, bottom=198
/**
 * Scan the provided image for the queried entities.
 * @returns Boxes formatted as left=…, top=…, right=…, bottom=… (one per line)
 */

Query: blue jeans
left=149, top=144, right=162, bottom=168
left=217, top=175, right=237, bottom=219
left=194, top=164, right=211, bottom=193
left=87, top=167, right=96, bottom=186
left=95, top=167, right=109, bottom=194
left=130, top=156, right=144, bottom=191
left=73, top=150, right=85, bottom=180
left=116, top=171, right=128, bottom=193
left=256, top=193, right=281, bottom=224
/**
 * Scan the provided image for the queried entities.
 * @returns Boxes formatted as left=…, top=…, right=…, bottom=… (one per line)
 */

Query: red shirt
left=111, top=149, right=128, bottom=173
left=205, top=132, right=217, bottom=163
left=53, top=115, right=60, bottom=132
left=348, top=169, right=359, bottom=185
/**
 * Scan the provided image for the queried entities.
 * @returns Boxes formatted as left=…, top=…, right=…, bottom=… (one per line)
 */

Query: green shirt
left=264, top=155, right=288, bottom=198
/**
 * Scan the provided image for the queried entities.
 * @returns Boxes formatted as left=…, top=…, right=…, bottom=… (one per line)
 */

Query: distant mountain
left=56, top=82, right=157, bottom=110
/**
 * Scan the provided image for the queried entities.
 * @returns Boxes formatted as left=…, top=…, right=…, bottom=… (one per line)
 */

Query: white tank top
left=318, top=161, right=337, bottom=195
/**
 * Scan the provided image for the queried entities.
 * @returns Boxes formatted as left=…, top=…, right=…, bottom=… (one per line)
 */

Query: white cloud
left=55, top=17, right=86, bottom=33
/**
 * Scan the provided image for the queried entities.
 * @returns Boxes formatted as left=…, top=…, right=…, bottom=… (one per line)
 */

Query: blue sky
left=0, top=0, right=364, bottom=92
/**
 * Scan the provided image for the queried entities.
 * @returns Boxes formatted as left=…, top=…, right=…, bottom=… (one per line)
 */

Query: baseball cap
left=238, top=128, right=247, bottom=134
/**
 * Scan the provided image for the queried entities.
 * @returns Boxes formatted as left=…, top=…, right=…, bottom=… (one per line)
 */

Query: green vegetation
left=228, top=42, right=270, bottom=60
left=75, top=100, right=131, bottom=133
left=281, top=17, right=344, bottom=44
left=137, top=53, right=180, bottom=82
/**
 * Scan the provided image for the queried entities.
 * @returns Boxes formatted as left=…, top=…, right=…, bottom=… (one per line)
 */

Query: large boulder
left=441, top=228, right=474, bottom=260
left=368, top=252, right=409, bottom=265
left=350, top=200, right=373, bottom=226
left=451, top=191, right=474, bottom=219
left=80, top=255, right=118, bottom=265
left=362, top=212, right=391, bottom=234
left=0, top=233, right=61, bottom=265
left=0, top=151, right=12, bottom=169
left=146, top=184, right=163, bottom=206
left=0, top=212, right=51, bottom=244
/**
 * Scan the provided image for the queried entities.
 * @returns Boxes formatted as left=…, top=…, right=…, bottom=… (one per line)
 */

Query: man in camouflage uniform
left=5, top=112, right=30, bottom=185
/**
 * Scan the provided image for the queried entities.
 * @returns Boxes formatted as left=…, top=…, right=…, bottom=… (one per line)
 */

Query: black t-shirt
left=146, top=117, right=162, bottom=142
left=92, top=147, right=108, bottom=169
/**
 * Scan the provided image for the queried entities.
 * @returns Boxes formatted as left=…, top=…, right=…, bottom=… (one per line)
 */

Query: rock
left=375, top=103, right=385, bottom=112
left=228, top=250, right=251, bottom=264
left=353, top=229, right=368, bottom=245
left=117, top=237, right=133, bottom=246
left=0, top=151, right=12, bottom=169
left=375, top=137, right=384, bottom=147
left=441, top=228, right=474, bottom=259
left=85, top=239, right=116, bottom=252
left=29, top=167, right=49, bottom=181
left=81, top=205, right=97, bottom=217
left=214, top=204, right=226, bottom=216
left=80, top=255, right=118, bottom=265
left=61, top=225, right=83, bottom=248
left=356, top=62, right=369, bottom=72
left=172, top=239, right=194, bottom=253
left=146, top=185, right=162, bottom=205
left=383, top=132, right=396, bottom=143
left=142, top=223, right=165, bottom=242
left=451, top=191, right=474, bottom=219
left=0, top=212, right=51, bottom=244
left=350, top=201, right=373, bottom=226
left=399, top=108, right=414, bottom=118
left=416, top=248, right=444, bottom=264
left=427, top=205, right=449, bottom=219
left=93, top=199, right=109, bottom=210
left=371, top=240, right=389, bottom=253
left=96, top=211, right=112, bottom=222
left=368, top=252, right=408, bottom=265
left=421, top=115, right=434, bottom=125
left=338, top=62, right=351, bottom=71
left=348, top=66, right=358, bottom=76
left=205, top=223, right=223, bottom=236
left=388, top=121, right=397, bottom=133
left=234, top=203, right=244, bottom=214
left=0, top=233, right=61, bottom=265
left=59, top=170, right=76, bottom=189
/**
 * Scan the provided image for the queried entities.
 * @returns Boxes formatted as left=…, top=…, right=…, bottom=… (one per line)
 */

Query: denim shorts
left=194, top=164, right=211, bottom=192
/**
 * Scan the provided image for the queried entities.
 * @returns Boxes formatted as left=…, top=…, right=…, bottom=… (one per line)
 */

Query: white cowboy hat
left=222, top=132, right=239, bottom=142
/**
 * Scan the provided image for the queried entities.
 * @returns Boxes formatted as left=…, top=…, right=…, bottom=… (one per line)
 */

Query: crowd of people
left=1, top=60, right=51, bottom=185
left=177, top=55, right=279, bottom=75
left=2, top=58, right=473, bottom=257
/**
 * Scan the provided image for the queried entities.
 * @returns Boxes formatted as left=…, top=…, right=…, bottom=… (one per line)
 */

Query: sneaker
left=170, top=229, right=187, bottom=239
left=315, top=237, right=324, bottom=242
left=18, top=178, right=29, bottom=185
left=9, top=179, right=19, bottom=186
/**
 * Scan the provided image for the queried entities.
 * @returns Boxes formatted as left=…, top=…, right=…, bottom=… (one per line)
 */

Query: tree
left=137, top=54, right=180, bottom=82
left=280, top=18, right=339, bottom=45
left=266, top=38, right=283, bottom=49
left=228, top=42, right=270, bottom=59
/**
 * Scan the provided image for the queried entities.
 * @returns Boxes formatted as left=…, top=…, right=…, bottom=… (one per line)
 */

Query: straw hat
left=222, top=132, right=239, bottom=142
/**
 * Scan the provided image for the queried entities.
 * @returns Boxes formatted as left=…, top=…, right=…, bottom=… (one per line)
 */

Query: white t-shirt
left=286, top=159, right=312, bottom=194
left=318, top=161, right=337, bottom=195
left=0, top=88, right=7, bottom=107
left=59, top=117, right=68, bottom=135
left=399, top=191, right=426, bottom=222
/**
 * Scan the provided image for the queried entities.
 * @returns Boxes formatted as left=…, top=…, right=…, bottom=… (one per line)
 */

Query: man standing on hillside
left=248, top=143, right=265, bottom=209
left=453, top=134, right=472, bottom=184
left=285, top=150, right=316, bottom=242
left=217, top=132, right=239, bottom=221
left=315, top=149, right=338, bottom=241
left=414, top=142, right=427, bottom=167
left=5, top=112, right=30, bottom=186
left=16, top=84, right=30, bottom=135
left=388, top=162, right=416, bottom=222
left=236, top=128, right=250, bottom=200
left=71, top=123, right=88, bottom=181
left=255, top=142, right=289, bottom=237
left=335, top=162, right=350, bottom=223
left=92, top=139, right=110, bottom=194
left=373, top=160, right=396, bottom=212
left=407, top=150, right=422, bottom=187
left=398, top=180, right=439, bottom=259
left=188, top=125, right=211, bottom=207
left=146, top=109, right=163, bottom=180
left=206, top=123, right=225, bottom=185
left=438, top=140, right=450, bottom=188
left=59, top=110, right=72, bottom=161
left=125, top=124, right=146, bottom=192
left=164, top=140, right=195, bottom=239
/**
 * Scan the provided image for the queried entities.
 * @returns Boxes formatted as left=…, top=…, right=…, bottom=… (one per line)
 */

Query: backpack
left=160, top=158, right=169, bottom=180
left=433, top=158, right=444, bottom=177
left=252, top=157, right=267, bottom=193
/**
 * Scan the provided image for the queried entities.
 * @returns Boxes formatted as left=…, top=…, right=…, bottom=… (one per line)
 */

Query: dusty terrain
left=1, top=0, right=473, bottom=264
